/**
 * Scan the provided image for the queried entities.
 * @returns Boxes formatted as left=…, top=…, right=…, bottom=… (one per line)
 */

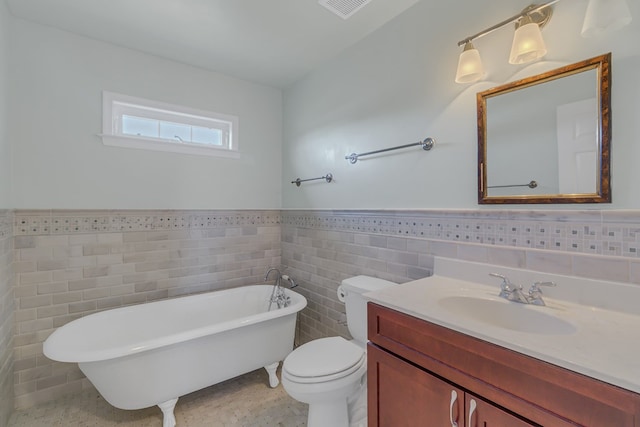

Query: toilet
left=281, top=276, right=396, bottom=427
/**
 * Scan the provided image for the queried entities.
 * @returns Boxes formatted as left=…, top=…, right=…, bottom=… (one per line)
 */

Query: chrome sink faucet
left=490, top=273, right=529, bottom=303
left=489, top=273, right=556, bottom=305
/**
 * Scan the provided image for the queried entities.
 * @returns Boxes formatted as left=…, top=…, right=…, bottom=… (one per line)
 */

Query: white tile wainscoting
left=280, top=210, right=640, bottom=345
left=0, top=210, right=14, bottom=427
left=11, top=210, right=281, bottom=410
left=3, top=208, right=640, bottom=418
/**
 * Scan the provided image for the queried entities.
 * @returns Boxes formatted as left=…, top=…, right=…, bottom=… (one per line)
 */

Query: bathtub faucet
left=264, top=267, right=281, bottom=283
left=282, top=275, right=298, bottom=289
left=264, top=268, right=291, bottom=309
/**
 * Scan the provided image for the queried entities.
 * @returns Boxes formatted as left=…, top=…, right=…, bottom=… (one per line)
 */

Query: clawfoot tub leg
left=158, top=398, right=179, bottom=427
left=264, top=362, right=280, bottom=388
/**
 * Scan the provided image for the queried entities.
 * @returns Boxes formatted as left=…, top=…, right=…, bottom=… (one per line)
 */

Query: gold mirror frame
left=477, top=53, right=611, bottom=204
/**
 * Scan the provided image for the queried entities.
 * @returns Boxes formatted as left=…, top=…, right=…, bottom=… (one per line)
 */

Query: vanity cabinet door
left=369, top=343, right=537, bottom=427
left=368, top=344, right=464, bottom=426
left=466, top=394, right=536, bottom=427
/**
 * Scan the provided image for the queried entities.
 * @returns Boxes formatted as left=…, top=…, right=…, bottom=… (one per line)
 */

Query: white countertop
left=365, top=257, right=640, bottom=394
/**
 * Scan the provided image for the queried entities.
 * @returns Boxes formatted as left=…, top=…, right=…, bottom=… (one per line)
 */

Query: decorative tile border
left=11, top=208, right=640, bottom=257
left=14, top=210, right=281, bottom=235
left=282, top=209, right=640, bottom=259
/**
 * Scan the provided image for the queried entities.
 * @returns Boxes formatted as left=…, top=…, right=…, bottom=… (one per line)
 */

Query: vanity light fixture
left=455, top=2, right=555, bottom=84
left=455, top=0, right=632, bottom=84
left=581, top=0, right=632, bottom=37
left=508, top=8, right=549, bottom=64
left=455, top=41, right=485, bottom=83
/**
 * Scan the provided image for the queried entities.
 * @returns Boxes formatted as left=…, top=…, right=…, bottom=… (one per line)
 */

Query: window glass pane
left=192, top=126, right=223, bottom=146
left=159, top=121, right=191, bottom=142
left=122, top=115, right=159, bottom=138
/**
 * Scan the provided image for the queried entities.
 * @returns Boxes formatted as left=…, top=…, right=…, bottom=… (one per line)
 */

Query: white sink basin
left=437, top=295, right=577, bottom=335
left=364, top=257, right=640, bottom=395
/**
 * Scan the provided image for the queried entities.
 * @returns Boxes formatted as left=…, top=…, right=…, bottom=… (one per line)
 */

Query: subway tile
left=14, top=285, right=37, bottom=298
left=19, top=318, right=53, bottom=334
left=35, top=236, right=69, bottom=247
left=572, top=255, right=629, bottom=282
left=96, top=254, right=123, bottom=265
left=52, top=291, right=82, bottom=305
left=81, top=245, right=110, bottom=256
left=14, top=309, right=37, bottom=323
left=19, top=295, right=52, bottom=309
left=429, top=241, right=458, bottom=258
left=68, top=256, right=97, bottom=268
left=13, top=261, right=37, bottom=273
left=17, top=247, right=53, bottom=262
left=456, top=244, right=489, bottom=263
left=14, top=236, right=36, bottom=249
left=68, top=278, right=97, bottom=291
left=53, top=314, right=82, bottom=328
left=51, top=269, right=83, bottom=281
left=83, top=266, right=109, bottom=278
left=526, top=250, right=573, bottom=275
left=68, top=301, right=97, bottom=314
left=36, top=282, right=68, bottom=295
left=68, top=234, right=97, bottom=245
left=36, top=259, right=68, bottom=271
left=96, top=296, right=123, bottom=310
left=36, top=305, right=68, bottom=319
left=20, top=271, right=53, bottom=285
left=97, top=233, right=123, bottom=244
left=487, top=247, right=526, bottom=268
left=36, top=373, right=68, bottom=390
left=82, top=288, right=111, bottom=300
left=18, top=365, right=52, bottom=383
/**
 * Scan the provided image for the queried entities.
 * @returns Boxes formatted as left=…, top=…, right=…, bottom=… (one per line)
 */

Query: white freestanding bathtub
left=43, top=285, right=307, bottom=427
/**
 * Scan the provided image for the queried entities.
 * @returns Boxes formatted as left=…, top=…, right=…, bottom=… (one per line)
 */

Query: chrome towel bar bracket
left=345, top=137, right=435, bottom=164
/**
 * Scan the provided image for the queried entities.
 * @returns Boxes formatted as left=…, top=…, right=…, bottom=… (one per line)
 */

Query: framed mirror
left=477, top=53, right=611, bottom=204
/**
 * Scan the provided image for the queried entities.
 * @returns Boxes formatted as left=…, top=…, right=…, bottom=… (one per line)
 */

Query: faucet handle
left=489, top=273, right=520, bottom=298
left=529, top=281, right=556, bottom=295
left=489, top=273, right=517, bottom=289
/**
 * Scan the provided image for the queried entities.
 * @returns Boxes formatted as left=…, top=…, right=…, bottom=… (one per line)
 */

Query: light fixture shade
left=581, top=0, right=632, bottom=37
left=455, top=42, right=484, bottom=84
left=509, top=21, right=547, bottom=65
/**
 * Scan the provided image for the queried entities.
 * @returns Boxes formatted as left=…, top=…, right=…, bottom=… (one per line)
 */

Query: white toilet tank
left=338, top=276, right=397, bottom=344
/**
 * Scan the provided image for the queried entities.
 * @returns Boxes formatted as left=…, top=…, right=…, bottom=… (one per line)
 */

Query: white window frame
left=100, top=91, right=240, bottom=158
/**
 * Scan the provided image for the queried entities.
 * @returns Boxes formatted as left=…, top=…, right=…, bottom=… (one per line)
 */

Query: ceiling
left=5, top=0, right=420, bottom=88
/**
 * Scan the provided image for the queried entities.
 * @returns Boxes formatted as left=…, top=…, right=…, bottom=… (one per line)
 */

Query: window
left=101, top=91, right=239, bottom=158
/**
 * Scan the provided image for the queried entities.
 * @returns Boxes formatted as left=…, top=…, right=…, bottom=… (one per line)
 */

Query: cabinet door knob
left=449, top=390, right=459, bottom=427
left=468, top=398, right=477, bottom=427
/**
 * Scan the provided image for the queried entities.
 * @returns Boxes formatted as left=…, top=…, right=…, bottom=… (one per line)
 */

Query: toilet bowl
left=281, top=276, right=397, bottom=427
left=282, top=337, right=366, bottom=426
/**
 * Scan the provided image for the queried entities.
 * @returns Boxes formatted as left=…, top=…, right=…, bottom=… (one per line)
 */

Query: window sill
left=99, top=134, right=241, bottom=159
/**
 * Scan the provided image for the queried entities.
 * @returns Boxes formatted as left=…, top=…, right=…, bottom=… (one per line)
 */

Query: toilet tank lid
left=341, top=275, right=396, bottom=293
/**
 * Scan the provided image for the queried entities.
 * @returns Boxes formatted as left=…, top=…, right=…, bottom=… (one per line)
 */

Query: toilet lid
left=284, top=336, right=365, bottom=379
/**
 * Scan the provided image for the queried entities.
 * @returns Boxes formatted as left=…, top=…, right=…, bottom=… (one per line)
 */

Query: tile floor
left=8, top=369, right=308, bottom=427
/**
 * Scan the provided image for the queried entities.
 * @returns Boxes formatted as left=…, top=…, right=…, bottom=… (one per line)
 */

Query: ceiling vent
left=318, top=0, right=373, bottom=19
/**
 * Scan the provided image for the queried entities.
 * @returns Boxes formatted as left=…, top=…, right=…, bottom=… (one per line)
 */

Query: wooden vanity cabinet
left=367, top=303, right=640, bottom=427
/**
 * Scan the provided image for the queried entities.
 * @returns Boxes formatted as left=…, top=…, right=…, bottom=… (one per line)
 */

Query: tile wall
left=5, top=208, right=640, bottom=414
left=0, top=210, right=13, bottom=427
left=11, top=210, right=281, bottom=409
left=281, top=210, right=640, bottom=344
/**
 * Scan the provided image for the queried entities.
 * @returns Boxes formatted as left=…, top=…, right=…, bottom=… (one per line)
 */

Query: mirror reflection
left=477, top=53, right=611, bottom=204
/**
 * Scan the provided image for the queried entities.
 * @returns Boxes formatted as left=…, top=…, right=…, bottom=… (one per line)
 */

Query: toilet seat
left=283, top=337, right=365, bottom=384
